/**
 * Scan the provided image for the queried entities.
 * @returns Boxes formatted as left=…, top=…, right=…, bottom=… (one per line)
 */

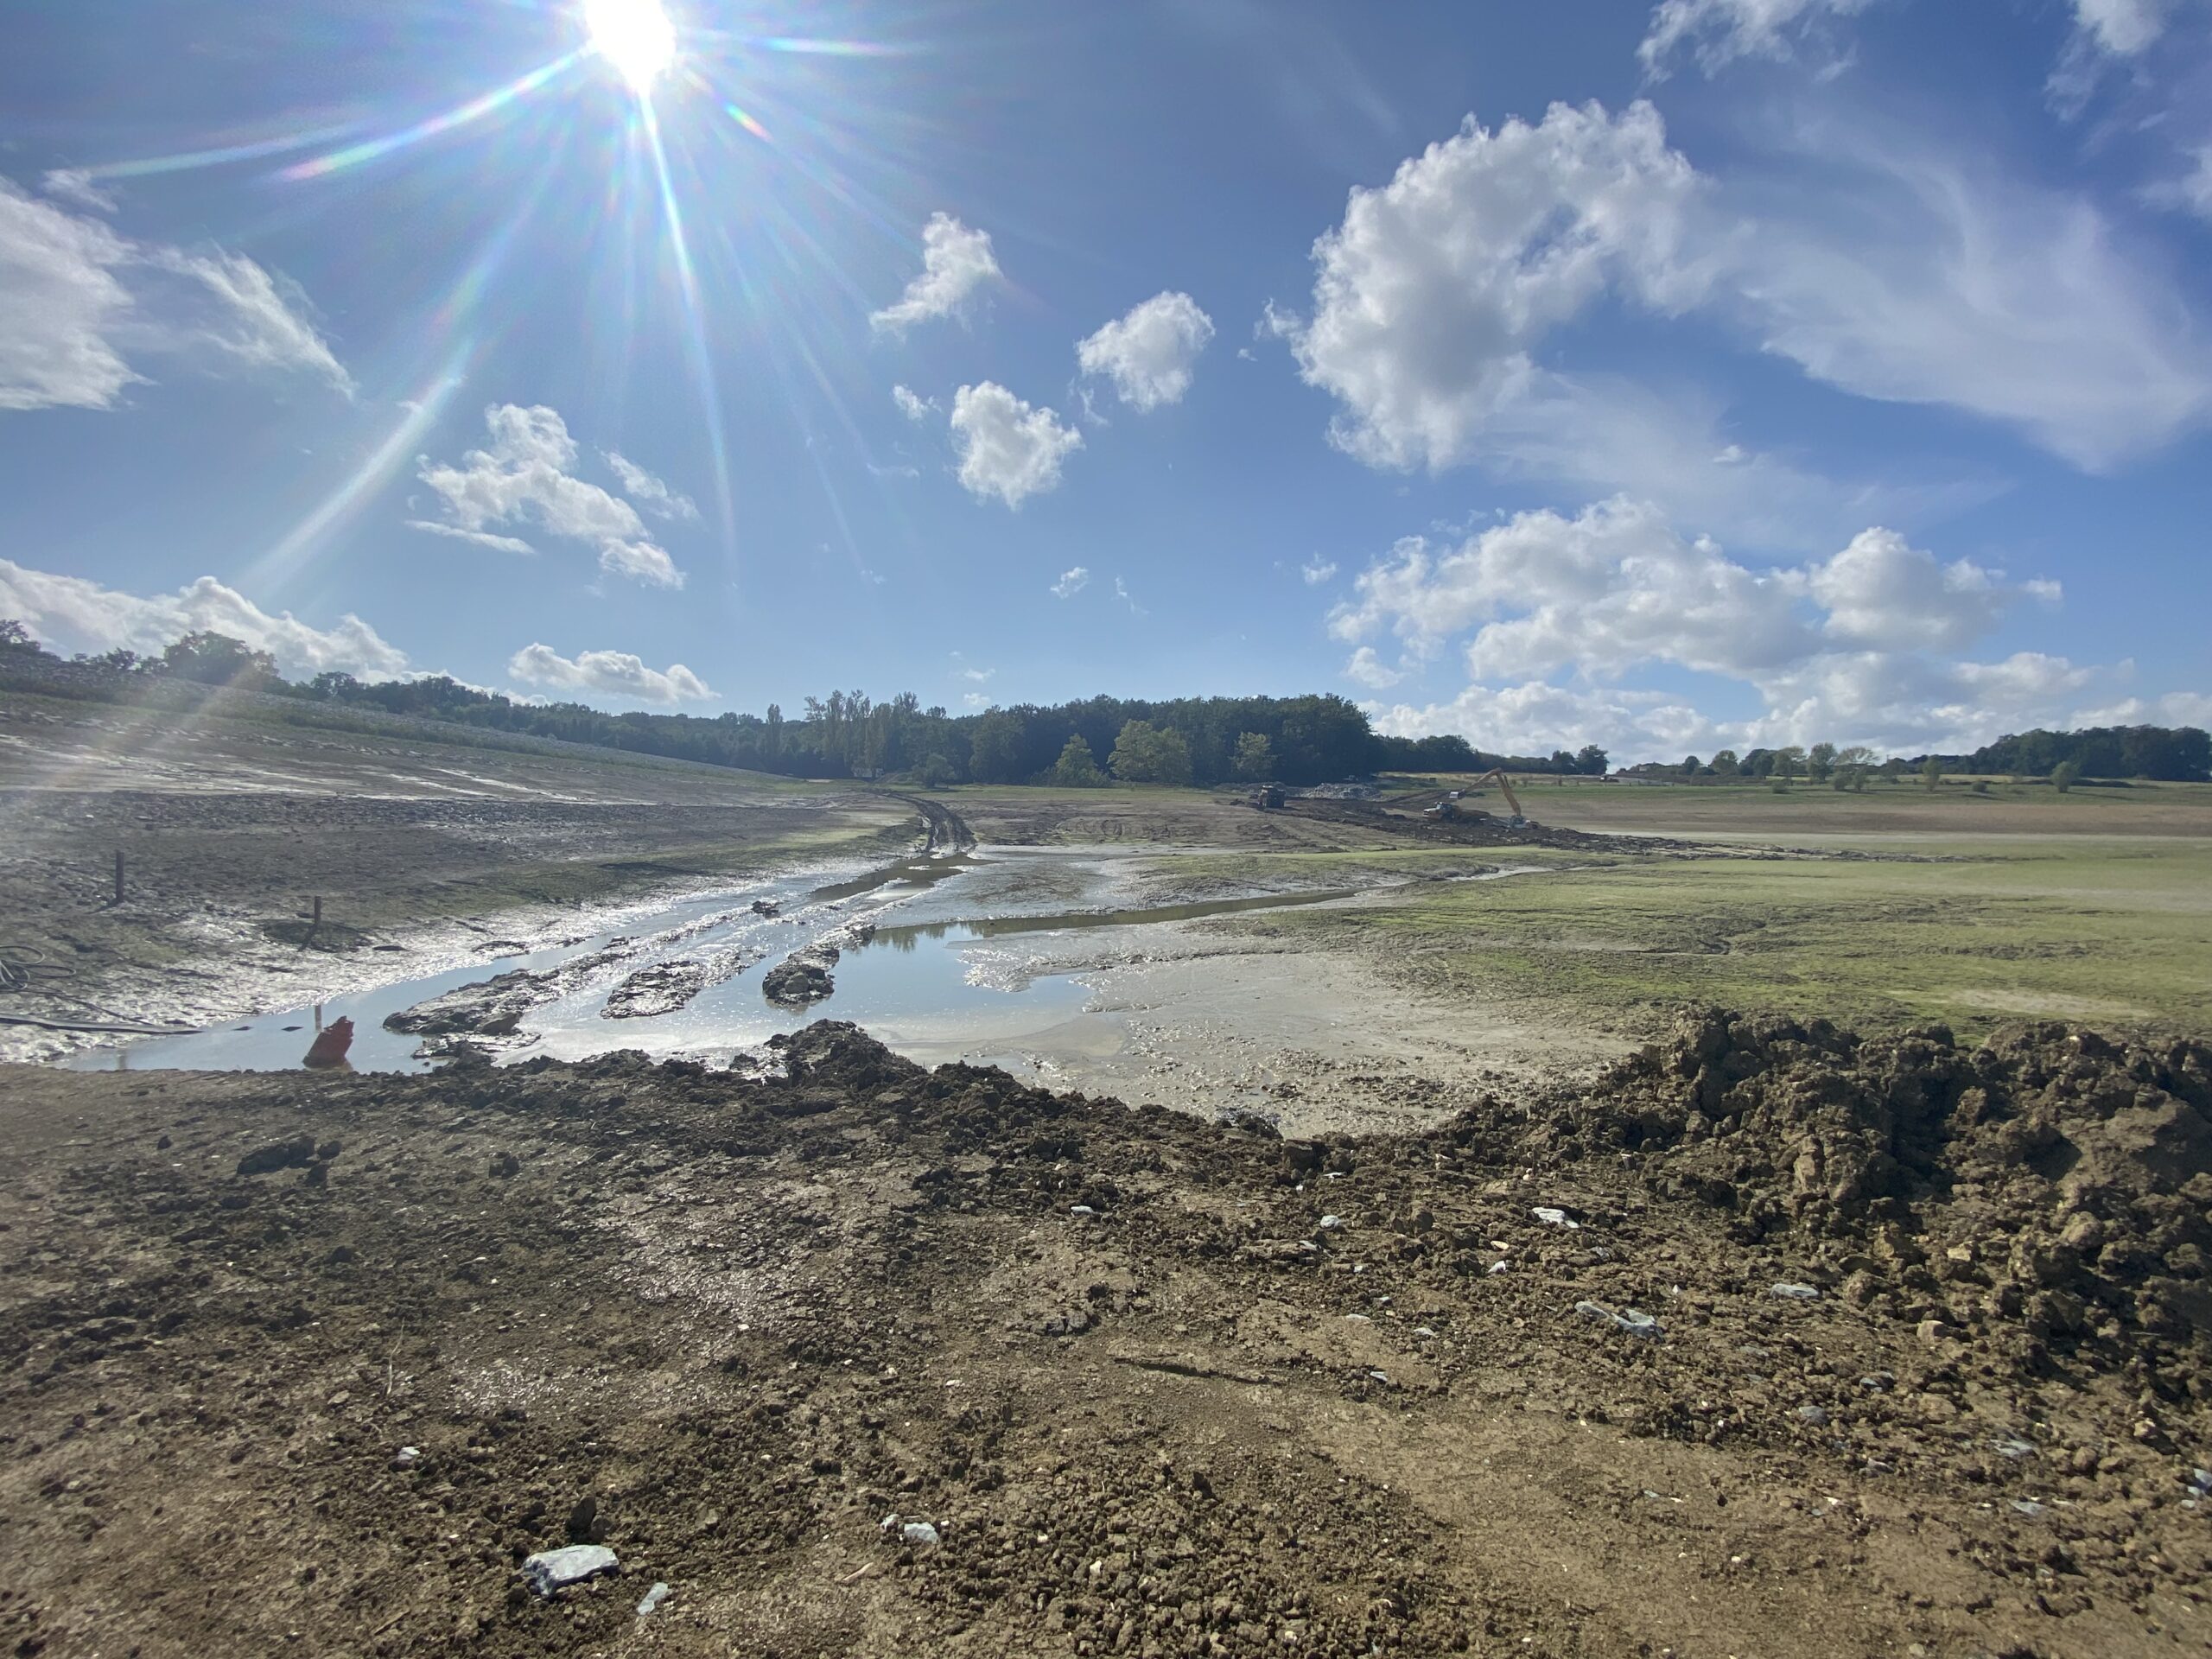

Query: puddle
left=871, top=887, right=1357, bottom=947
left=66, top=855, right=1550, bottom=1080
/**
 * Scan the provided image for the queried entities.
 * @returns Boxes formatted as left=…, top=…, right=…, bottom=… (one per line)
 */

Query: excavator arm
left=1475, top=768, right=1524, bottom=821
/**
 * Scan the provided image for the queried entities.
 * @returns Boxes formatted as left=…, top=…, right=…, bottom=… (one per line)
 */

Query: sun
left=583, top=0, right=677, bottom=93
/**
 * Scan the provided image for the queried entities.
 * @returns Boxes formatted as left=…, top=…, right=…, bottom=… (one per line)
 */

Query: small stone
left=567, top=1495, right=603, bottom=1543
left=156, top=1134, right=172, bottom=1150
left=237, top=1135, right=317, bottom=1176
left=489, top=1151, right=521, bottom=1179
left=1575, top=1300, right=1661, bottom=1338
left=901, top=1521, right=941, bottom=1548
left=1317, top=1215, right=1344, bottom=1231
left=1531, top=1207, right=1579, bottom=1229
left=1994, top=1438, right=2036, bottom=1459
left=1485, top=1260, right=1508, bottom=1275
left=1796, top=1405, right=1830, bottom=1427
left=1916, top=1318, right=1951, bottom=1346
left=1068, top=1204, right=1096, bottom=1219
left=637, top=1582, right=671, bottom=1616
left=521, top=1544, right=618, bottom=1595
left=2011, top=1499, right=2047, bottom=1518
left=2188, top=1468, right=2212, bottom=1495
left=1770, top=1282, right=1821, bottom=1301
left=391, top=1446, right=421, bottom=1471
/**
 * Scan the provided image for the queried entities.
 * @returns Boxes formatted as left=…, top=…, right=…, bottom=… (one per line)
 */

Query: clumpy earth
left=1, top=1016, right=2206, bottom=1658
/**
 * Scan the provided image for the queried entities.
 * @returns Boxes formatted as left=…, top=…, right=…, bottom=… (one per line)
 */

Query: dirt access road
left=2, top=1016, right=2206, bottom=1658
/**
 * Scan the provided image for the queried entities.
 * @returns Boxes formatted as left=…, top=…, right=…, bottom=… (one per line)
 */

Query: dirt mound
left=6, top=1017, right=2209, bottom=1656
left=1564, top=1011, right=2212, bottom=1362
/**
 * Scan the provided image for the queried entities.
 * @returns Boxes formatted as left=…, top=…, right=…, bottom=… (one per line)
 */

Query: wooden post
left=113, top=849, right=124, bottom=906
left=303, top=895, right=322, bottom=950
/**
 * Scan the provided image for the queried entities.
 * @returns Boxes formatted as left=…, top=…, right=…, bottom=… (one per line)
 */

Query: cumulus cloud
left=1344, top=646, right=1402, bottom=689
left=605, top=450, right=698, bottom=521
left=415, top=404, right=683, bottom=588
left=1336, top=499, right=2096, bottom=758
left=507, top=642, right=713, bottom=705
left=0, top=559, right=407, bottom=679
left=950, top=651, right=995, bottom=683
left=891, top=384, right=936, bottom=422
left=0, top=179, right=347, bottom=411
left=948, top=382, right=1082, bottom=507
left=1275, top=99, right=2212, bottom=482
left=1076, top=291, right=1215, bottom=411
left=1639, top=0, right=1875, bottom=76
left=1301, top=557, right=1338, bottom=585
left=1052, top=566, right=1090, bottom=598
left=871, top=213, right=1001, bottom=333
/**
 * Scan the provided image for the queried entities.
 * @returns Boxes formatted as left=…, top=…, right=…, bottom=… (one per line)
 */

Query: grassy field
left=1216, top=779, right=2212, bottom=1041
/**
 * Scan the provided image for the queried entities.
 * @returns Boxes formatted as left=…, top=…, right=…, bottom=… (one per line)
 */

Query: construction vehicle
left=1426, top=769, right=1529, bottom=827
left=1249, top=784, right=1285, bottom=810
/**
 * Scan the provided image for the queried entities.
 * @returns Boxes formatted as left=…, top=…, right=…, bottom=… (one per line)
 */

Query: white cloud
left=1336, top=499, right=2100, bottom=759
left=1809, top=526, right=2058, bottom=651
left=2069, top=0, right=2175, bottom=56
left=947, top=382, right=1082, bottom=507
left=1276, top=99, right=2212, bottom=482
left=507, top=643, right=713, bottom=705
left=871, top=213, right=1000, bottom=333
left=1344, top=646, right=1402, bottom=689
left=962, top=691, right=991, bottom=710
left=0, top=559, right=407, bottom=679
left=891, top=384, right=936, bottom=422
left=140, top=246, right=352, bottom=394
left=41, top=169, right=117, bottom=213
left=404, top=519, right=536, bottom=556
left=605, top=450, right=698, bottom=521
left=950, top=652, right=995, bottom=683
left=1301, top=557, right=1338, bottom=585
left=1114, top=575, right=1146, bottom=616
left=0, top=179, right=137, bottom=410
left=0, top=178, right=348, bottom=412
left=1052, top=566, right=1090, bottom=598
left=1076, top=291, right=1215, bottom=411
left=1639, top=0, right=1874, bottom=76
left=416, top=404, right=683, bottom=588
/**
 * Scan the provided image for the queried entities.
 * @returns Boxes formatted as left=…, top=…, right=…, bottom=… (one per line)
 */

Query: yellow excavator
left=1427, top=768, right=1528, bottom=827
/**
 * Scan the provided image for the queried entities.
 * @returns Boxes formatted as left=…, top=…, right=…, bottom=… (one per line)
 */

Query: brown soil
left=3, top=1019, right=2204, bottom=1658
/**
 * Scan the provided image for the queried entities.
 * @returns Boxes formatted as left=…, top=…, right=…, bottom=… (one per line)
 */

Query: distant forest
left=3, top=622, right=2203, bottom=785
left=1923, top=726, right=2210, bottom=784
left=0, top=621, right=1605, bottom=785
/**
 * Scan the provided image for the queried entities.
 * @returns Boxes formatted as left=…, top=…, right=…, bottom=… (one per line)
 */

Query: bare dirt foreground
left=3, top=1015, right=2207, bottom=1659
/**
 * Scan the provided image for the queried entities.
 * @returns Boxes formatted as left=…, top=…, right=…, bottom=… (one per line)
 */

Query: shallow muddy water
left=64, top=852, right=1373, bottom=1078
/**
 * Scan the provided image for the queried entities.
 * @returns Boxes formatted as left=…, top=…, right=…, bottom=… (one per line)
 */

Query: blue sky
left=2, top=0, right=2208, bottom=760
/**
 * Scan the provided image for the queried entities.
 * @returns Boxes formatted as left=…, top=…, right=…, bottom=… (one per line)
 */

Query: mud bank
left=1, top=1017, right=2203, bottom=1657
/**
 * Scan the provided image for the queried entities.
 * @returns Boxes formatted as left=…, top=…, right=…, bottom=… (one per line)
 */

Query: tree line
left=8, top=623, right=2197, bottom=786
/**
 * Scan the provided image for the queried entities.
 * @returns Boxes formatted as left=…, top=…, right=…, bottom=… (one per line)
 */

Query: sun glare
left=583, top=0, right=677, bottom=92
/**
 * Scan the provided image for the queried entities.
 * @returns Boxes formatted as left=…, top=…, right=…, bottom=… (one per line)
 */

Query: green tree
left=158, top=632, right=276, bottom=688
left=1921, top=757, right=1945, bottom=791
left=1575, top=743, right=1609, bottom=776
left=0, top=619, right=39, bottom=653
left=1710, top=749, right=1740, bottom=778
left=1230, top=732, right=1275, bottom=782
left=2050, top=760, right=2080, bottom=794
left=1770, top=745, right=1806, bottom=784
left=1681, top=754, right=1701, bottom=779
left=968, top=709, right=1025, bottom=783
left=918, top=753, right=958, bottom=789
left=1048, top=734, right=1105, bottom=787
left=1109, top=720, right=1194, bottom=786
left=1807, top=741, right=1837, bottom=782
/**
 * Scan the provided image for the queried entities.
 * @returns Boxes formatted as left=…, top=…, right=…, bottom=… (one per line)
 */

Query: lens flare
left=584, top=0, right=677, bottom=92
